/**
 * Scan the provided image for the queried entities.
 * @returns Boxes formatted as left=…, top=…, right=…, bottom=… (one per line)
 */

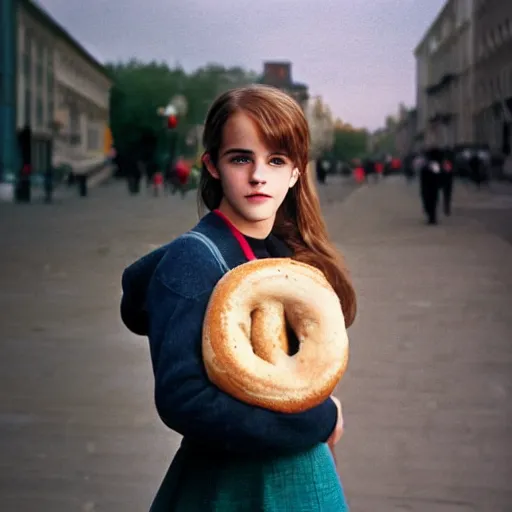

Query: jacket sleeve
left=147, top=275, right=338, bottom=455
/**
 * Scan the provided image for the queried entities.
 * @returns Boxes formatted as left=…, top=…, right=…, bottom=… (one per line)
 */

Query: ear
left=289, top=167, right=300, bottom=188
left=203, top=153, right=220, bottom=180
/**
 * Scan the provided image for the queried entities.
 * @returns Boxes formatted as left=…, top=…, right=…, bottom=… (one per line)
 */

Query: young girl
left=121, top=84, right=357, bottom=511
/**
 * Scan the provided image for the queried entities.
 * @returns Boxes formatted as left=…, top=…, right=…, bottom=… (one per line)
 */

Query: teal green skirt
left=150, top=442, right=348, bottom=511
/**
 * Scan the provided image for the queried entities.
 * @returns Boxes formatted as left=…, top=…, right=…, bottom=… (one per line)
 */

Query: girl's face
left=205, top=112, right=299, bottom=238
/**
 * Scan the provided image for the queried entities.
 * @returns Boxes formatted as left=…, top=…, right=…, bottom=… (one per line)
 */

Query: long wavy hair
left=198, top=84, right=356, bottom=327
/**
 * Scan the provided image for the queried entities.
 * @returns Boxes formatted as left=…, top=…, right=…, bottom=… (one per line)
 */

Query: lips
left=246, top=193, right=271, bottom=198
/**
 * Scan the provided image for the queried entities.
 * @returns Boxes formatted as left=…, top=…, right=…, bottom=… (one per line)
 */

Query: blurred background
left=0, top=0, right=511, bottom=511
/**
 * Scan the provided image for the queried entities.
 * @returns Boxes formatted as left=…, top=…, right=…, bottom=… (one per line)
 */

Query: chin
left=239, top=205, right=276, bottom=223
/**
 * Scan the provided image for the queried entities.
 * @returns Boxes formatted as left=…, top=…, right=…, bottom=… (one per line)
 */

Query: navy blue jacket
left=120, top=211, right=338, bottom=455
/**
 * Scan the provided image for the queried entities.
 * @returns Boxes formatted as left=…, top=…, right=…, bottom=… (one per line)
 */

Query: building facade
left=261, top=61, right=309, bottom=109
left=260, top=62, right=336, bottom=158
left=394, top=107, right=418, bottom=158
left=0, top=0, right=18, bottom=186
left=304, top=96, right=335, bottom=159
left=0, top=0, right=112, bottom=192
left=473, top=0, right=512, bottom=155
left=414, top=0, right=474, bottom=149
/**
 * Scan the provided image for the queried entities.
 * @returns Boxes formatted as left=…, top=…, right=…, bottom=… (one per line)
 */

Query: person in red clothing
left=153, top=170, right=164, bottom=196
left=174, top=157, right=191, bottom=186
left=166, top=157, right=191, bottom=197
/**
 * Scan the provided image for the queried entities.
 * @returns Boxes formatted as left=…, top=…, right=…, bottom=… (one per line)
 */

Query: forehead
left=221, top=112, right=280, bottom=152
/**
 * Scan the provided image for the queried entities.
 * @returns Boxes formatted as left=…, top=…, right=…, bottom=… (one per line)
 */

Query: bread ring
left=202, top=258, right=349, bottom=413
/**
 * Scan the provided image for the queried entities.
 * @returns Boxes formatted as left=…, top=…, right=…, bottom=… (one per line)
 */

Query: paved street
left=0, top=175, right=511, bottom=511
left=455, top=180, right=512, bottom=246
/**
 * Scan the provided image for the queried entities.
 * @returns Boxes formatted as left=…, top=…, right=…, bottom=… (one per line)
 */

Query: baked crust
left=202, top=258, right=349, bottom=413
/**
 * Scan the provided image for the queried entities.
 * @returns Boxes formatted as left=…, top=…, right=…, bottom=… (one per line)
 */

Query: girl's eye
left=231, top=156, right=251, bottom=164
left=270, top=157, right=286, bottom=166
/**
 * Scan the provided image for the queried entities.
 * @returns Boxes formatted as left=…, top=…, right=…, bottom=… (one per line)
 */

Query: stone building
left=304, top=96, right=334, bottom=160
left=0, top=0, right=112, bottom=196
left=414, top=0, right=474, bottom=148
left=261, top=61, right=309, bottom=109
left=394, top=107, right=418, bottom=158
left=473, top=0, right=512, bottom=155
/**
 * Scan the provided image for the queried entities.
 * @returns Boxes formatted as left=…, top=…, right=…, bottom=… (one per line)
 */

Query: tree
left=106, top=60, right=258, bottom=162
left=330, top=121, right=368, bottom=162
left=305, top=96, right=335, bottom=159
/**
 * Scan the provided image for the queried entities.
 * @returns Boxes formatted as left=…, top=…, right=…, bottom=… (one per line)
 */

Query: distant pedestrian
left=316, top=158, right=329, bottom=184
left=419, top=149, right=441, bottom=225
left=153, top=171, right=164, bottom=196
left=440, top=150, right=454, bottom=216
left=363, top=158, right=377, bottom=183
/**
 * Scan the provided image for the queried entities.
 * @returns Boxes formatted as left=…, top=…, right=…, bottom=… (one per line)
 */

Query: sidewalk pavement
left=327, top=177, right=512, bottom=512
left=0, top=177, right=510, bottom=511
left=0, top=164, right=114, bottom=204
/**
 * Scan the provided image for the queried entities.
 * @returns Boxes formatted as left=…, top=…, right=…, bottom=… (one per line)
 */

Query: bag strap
left=213, top=209, right=257, bottom=261
left=182, top=231, right=230, bottom=274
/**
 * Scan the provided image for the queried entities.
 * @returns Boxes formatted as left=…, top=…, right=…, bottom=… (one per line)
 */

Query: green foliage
left=106, top=59, right=259, bottom=160
left=330, top=127, right=368, bottom=162
left=371, top=129, right=395, bottom=156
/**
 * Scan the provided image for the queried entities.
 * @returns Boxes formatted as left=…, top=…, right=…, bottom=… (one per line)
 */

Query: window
left=487, top=31, right=495, bottom=52
left=87, top=126, right=99, bottom=151
left=478, top=41, right=484, bottom=60
left=24, top=89, right=31, bottom=125
left=47, top=49, right=54, bottom=127
left=429, top=37, right=439, bottom=54
left=69, top=104, right=80, bottom=137
left=36, top=43, right=44, bottom=89
left=36, top=64, right=43, bottom=87
left=36, top=43, right=44, bottom=63
left=495, top=26, right=502, bottom=46
left=23, top=32, right=32, bottom=127
left=36, top=97, right=43, bottom=127
left=47, top=93, right=54, bottom=128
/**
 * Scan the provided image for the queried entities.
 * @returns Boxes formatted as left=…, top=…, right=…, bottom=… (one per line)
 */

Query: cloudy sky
left=38, top=0, right=446, bottom=130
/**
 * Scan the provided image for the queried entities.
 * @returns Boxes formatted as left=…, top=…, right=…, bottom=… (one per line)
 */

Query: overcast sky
left=38, top=0, right=446, bottom=130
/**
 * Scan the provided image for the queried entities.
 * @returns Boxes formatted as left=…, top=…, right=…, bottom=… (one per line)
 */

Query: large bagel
left=202, top=258, right=349, bottom=413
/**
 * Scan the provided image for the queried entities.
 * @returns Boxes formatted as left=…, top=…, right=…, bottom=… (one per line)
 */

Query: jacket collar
left=193, top=212, right=249, bottom=270
left=193, top=212, right=292, bottom=269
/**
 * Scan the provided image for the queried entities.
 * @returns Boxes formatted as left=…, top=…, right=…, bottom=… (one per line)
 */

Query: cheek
left=275, top=173, right=294, bottom=195
left=219, top=170, right=244, bottom=196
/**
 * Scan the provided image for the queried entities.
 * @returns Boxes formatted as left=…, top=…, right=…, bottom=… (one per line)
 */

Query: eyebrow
left=220, top=148, right=289, bottom=158
left=221, top=148, right=253, bottom=157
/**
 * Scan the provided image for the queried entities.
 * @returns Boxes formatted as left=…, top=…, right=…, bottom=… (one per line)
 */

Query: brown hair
left=198, top=84, right=356, bottom=327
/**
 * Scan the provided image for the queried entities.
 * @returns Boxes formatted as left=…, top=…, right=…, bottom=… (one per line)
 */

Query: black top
left=244, top=234, right=292, bottom=259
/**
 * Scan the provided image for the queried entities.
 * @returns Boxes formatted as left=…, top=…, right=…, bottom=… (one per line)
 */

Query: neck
left=217, top=200, right=274, bottom=239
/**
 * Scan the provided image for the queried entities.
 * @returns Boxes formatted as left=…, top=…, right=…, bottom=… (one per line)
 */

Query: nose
left=249, top=160, right=267, bottom=184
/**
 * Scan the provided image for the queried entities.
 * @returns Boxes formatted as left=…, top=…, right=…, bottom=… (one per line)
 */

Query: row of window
left=58, top=53, right=108, bottom=108
left=474, top=107, right=510, bottom=150
left=427, top=0, right=472, bottom=56
left=20, top=25, right=108, bottom=131
left=477, top=18, right=512, bottom=60
left=475, top=65, right=512, bottom=109
left=426, top=27, right=473, bottom=88
left=21, top=31, right=54, bottom=129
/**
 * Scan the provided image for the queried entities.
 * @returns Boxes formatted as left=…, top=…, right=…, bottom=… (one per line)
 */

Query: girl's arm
left=147, top=275, right=338, bottom=455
